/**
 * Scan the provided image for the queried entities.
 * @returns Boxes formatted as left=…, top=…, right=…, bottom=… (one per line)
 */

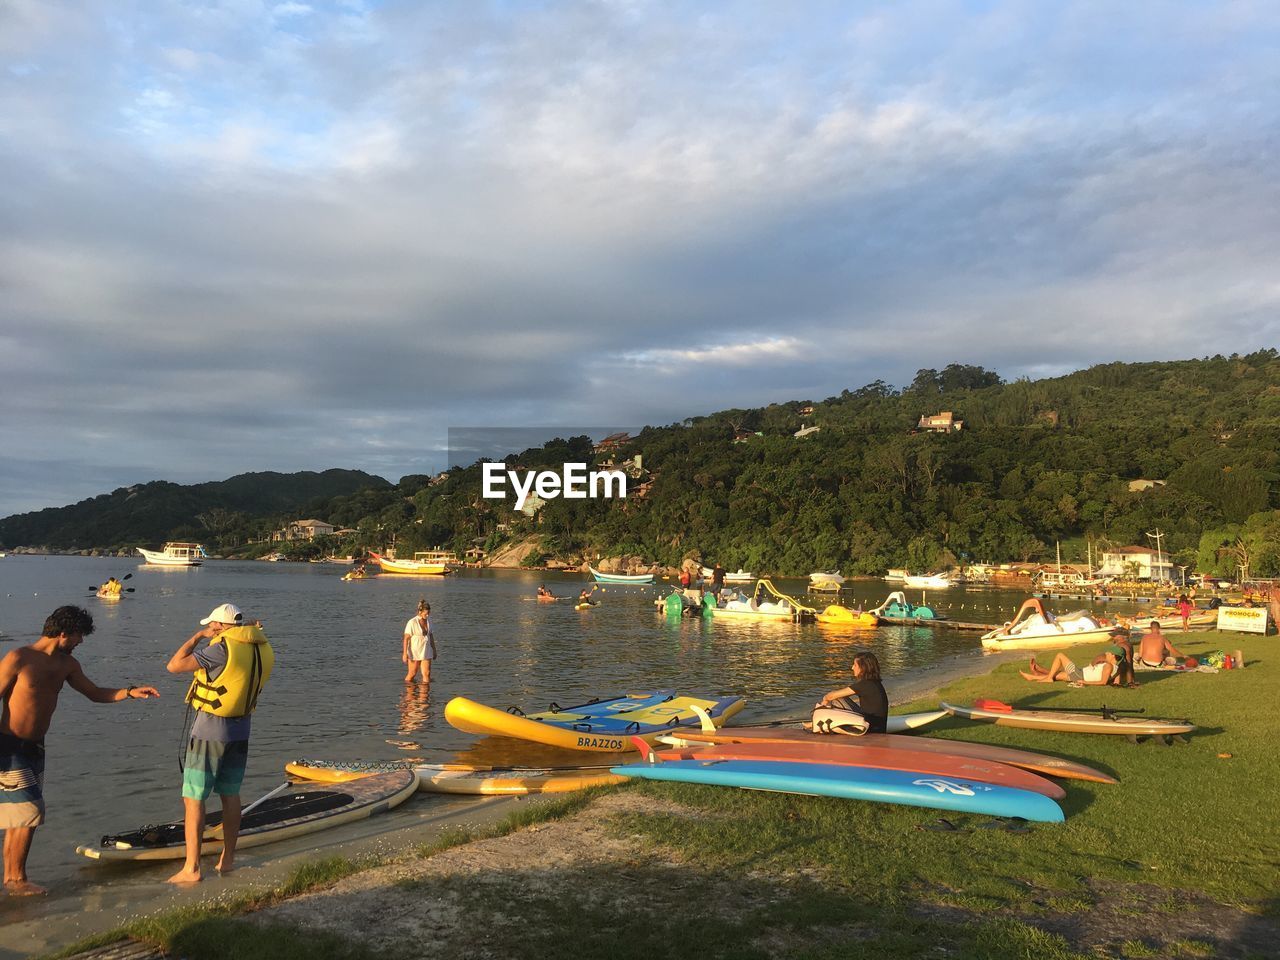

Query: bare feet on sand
left=167, top=868, right=202, bottom=885
left=5, top=879, right=48, bottom=896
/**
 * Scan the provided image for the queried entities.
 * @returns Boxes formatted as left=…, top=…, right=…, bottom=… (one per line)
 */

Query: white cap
left=200, top=603, right=243, bottom=626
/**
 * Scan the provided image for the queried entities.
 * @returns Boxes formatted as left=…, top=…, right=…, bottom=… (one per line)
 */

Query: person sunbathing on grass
left=1137, top=621, right=1185, bottom=668
left=1020, top=646, right=1123, bottom=687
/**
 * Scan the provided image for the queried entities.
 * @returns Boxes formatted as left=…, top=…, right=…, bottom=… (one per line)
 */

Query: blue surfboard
left=611, top=758, right=1064, bottom=823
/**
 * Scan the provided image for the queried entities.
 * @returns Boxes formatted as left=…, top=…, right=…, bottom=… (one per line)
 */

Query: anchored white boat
left=980, top=599, right=1117, bottom=651
left=137, top=542, right=206, bottom=567
left=902, top=573, right=952, bottom=589
left=701, top=566, right=755, bottom=583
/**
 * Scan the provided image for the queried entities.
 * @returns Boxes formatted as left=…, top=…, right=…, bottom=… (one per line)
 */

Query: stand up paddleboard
left=612, top=757, right=1064, bottom=823
left=653, top=741, right=1065, bottom=799
left=943, top=702, right=1195, bottom=736
left=445, top=691, right=745, bottom=753
left=76, top=770, right=417, bottom=861
left=286, top=759, right=625, bottom=794
left=660, top=726, right=1116, bottom=785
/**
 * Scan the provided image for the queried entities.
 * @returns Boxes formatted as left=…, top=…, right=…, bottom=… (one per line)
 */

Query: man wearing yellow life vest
left=164, top=602, right=273, bottom=884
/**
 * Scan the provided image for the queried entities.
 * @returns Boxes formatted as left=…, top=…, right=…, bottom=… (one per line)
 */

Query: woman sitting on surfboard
left=1020, top=646, right=1123, bottom=686
left=815, top=651, right=889, bottom=734
left=537, top=585, right=554, bottom=599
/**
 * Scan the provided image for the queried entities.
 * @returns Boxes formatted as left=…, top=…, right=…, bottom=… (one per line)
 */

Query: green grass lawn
left=622, top=631, right=1278, bottom=910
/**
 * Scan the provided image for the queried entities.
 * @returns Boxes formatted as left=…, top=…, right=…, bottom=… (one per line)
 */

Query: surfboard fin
left=691, top=703, right=716, bottom=732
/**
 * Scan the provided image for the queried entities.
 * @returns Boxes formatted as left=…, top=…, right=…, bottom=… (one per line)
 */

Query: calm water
left=0, top=555, right=1137, bottom=890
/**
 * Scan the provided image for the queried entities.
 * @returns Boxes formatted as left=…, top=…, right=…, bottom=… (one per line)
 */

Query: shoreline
left=11, top=647, right=1015, bottom=959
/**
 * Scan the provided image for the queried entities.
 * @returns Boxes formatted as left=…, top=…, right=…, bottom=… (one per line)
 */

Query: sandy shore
left=18, top=648, right=1017, bottom=960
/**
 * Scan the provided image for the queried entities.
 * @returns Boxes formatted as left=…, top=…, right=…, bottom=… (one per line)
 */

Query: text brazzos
left=481, top=463, right=627, bottom=511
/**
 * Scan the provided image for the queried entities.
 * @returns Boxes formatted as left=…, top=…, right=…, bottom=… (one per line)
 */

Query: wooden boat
left=369, top=550, right=454, bottom=575
left=588, top=566, right=654, bottom=584
left=980, top=599, right=1118, bottom=651
left=137, top=542, right=206, bottom=567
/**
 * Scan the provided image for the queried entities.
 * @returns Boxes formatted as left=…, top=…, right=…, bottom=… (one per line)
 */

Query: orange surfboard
left=660, top=727, right=1116, bottom=785
left=655, top=740, right=1065, bottom=799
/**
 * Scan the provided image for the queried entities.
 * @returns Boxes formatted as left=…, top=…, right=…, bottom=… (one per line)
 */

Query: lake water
left=0, top=555, right=1139, bottom=893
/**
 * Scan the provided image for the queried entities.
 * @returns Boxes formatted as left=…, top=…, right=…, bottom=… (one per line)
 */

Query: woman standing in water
left=402, top=600, right=436, bottom=683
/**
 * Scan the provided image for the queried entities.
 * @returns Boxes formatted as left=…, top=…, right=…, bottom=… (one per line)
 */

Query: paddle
left=974, top=698, right=1146, bottom=716
left=208, top=780, right=292, bottom=838
left=89, top=587, right=136, bottom=593
left=89, top=573, right=134, bottom=591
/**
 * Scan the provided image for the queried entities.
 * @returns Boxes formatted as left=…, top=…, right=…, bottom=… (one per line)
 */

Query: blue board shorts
left=182, top=738, right=249, bottom=800
left=0, top=734, right=46, bottom=828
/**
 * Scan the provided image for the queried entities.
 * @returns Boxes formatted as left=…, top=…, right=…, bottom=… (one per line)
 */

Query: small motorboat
left=137, top=542, right=206, bottom=567
left=902, top=573, right=952, bottom=589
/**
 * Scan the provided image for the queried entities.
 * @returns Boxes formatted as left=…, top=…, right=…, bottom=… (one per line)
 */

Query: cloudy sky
left=2, top=1, right=1277, bottom=517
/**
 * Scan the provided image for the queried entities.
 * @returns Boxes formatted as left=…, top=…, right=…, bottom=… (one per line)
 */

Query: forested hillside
left=5, top=354, right=1280, bottom=577
left=0, top=470, right=390, bottom=550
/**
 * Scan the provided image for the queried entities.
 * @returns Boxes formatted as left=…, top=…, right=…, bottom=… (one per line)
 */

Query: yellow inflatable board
left=445, top=691, right=746, bottom=753
left=286, top=759, right=624, bottom=795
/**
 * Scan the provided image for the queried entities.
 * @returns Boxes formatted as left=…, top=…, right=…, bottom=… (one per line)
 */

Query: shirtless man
left=1136, top=621, right=1185, bottom=668
left=0, top=606, right=159, bottom=895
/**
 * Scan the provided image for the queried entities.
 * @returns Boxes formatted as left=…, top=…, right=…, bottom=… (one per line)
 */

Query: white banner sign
left=1216, top=606, right=1269, bottom=634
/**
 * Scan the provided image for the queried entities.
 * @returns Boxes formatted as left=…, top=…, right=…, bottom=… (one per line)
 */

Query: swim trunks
left=182, top=738, right=249, bottom=800
left=0, top=734, right=46, bottom=828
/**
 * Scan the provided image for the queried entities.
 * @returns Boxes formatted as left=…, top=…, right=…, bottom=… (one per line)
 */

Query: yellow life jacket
left=185, top=625, right=274, bottom=718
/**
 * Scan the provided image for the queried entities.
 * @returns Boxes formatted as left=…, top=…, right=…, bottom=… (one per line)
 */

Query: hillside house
left=1097, top=546, right=1174, bottom=581
left=1127, top=479, right=1166, bottom=493
left=593, top=432, right=632, bottom=454
left=272, top=519, right=336, bottom=542
left=918, top=412, right=963, bottom=433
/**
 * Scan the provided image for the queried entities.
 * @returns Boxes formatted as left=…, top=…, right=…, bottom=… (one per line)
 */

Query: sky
left=2, top=1, right=1278, bottom=517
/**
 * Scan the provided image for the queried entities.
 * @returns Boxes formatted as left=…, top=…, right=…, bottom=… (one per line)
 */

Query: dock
left=877, top=616, right=995, bottom=632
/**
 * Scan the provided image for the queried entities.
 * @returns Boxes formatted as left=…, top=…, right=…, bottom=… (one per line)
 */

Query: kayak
left=942, top=702, right=1195, bottom=736
left=286, top=759, right=625, bottom=795
left=649, top=741, right=1066, bottom=798
left=658, top=727, right=1117, bottom=784
left=613, top=758, right=1064, bottom=823
left=445, top=691, right=746, bottom=753
left=77, top=770, right=417, bottom=861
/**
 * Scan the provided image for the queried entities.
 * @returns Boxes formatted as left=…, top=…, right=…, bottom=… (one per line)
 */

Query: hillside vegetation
left=4, top=354, right=1279, bottom=577
left=0, top=470, right=390, bottom=551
